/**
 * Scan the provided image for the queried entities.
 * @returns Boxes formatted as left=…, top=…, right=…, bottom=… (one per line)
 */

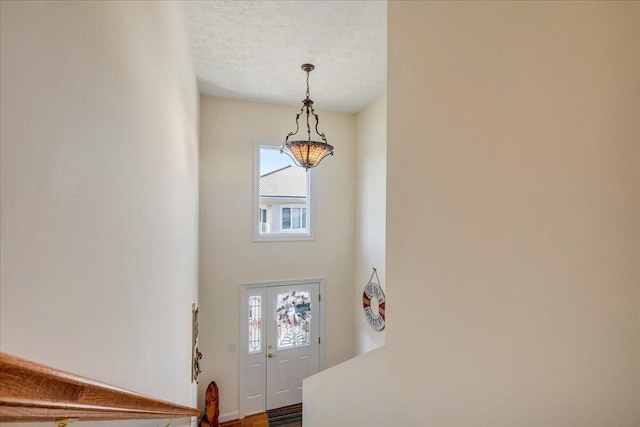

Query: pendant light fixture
left=281, top=64, right=334, bottom=170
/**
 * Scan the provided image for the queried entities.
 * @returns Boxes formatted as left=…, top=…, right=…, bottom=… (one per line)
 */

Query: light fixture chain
left=306, top=71, right=310, bottom=98
left=306, top=106, right=311, bottom=142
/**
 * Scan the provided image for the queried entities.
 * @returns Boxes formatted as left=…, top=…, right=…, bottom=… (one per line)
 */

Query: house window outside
left=259, top=208, right=268, bottom=233
left=254, top=144, right=312, bottom=241
left=281, top=207, right=306, bottom=230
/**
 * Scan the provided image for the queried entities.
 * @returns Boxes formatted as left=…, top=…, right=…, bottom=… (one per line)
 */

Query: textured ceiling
left=184, top=0, right=387, bottom=113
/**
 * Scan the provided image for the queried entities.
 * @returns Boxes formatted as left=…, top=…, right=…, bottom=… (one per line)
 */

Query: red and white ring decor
left=362, top=281, right=385, bottom=331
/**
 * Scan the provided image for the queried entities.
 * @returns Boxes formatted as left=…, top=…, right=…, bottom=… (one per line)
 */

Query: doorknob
left=267, top=352, right=276, bottom=358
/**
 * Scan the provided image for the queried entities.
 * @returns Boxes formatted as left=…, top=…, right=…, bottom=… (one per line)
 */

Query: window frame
left=253, top=142, right=313, bottom=242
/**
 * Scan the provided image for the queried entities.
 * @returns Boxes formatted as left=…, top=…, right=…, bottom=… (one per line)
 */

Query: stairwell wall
left=306, top=2, right=639, bottom=426
left=354, top=93, right=387, bottom=355
left=386, top=2, right=640, bottom=425
left=0, top=1, right=199, bottom=426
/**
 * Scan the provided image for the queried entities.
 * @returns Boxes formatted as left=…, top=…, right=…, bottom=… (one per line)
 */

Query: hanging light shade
left=281, top=64, right=334, bottom=170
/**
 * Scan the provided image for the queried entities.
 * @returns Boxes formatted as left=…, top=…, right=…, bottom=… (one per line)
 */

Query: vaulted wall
left=0, top=2, right=199, bottom=426
left=386, top=2, right=639, bottom=425
left=354, top=93, right=387, bottom=354
left=305, top=2, right=639, bottom=426
left=198, top=96, right=356, bottom=420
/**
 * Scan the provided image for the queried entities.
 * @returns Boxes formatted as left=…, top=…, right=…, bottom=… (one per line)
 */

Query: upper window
left=254, top=144, right=312, bottom=241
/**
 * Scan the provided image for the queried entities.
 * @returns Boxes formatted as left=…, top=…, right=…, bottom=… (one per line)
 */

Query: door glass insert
left=275, top=290, right=311, bottom=350
left=248, top=295, right=262, bottom=353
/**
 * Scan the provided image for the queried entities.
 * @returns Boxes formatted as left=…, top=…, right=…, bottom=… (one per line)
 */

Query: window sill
left=253, top=233, right=313, bottom=243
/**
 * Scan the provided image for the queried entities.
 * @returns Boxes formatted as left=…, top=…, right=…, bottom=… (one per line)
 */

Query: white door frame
left=239, top=278, right=325, bottom=418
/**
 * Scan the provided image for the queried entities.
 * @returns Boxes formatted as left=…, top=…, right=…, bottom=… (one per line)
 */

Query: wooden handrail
left=0, top=352, right=200, bottom=423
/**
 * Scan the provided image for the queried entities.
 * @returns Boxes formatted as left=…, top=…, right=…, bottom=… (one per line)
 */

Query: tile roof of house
left=259, top=165, right=306, bottom=198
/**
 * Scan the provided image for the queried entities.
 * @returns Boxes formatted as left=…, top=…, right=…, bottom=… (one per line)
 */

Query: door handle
left=267, top=352, right=276, bottom=358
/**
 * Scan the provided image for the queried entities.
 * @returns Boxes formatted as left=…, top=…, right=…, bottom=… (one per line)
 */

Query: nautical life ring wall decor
left=362, top=269, right=385, bottom=331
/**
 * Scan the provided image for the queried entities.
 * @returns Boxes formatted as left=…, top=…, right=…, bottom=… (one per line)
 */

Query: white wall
left=0, top=1, right=199, bottom=426
left=354, top=94, right=387, bottom=354
left=387, top=2, right=639, bottom=425
left=303, top=346, right=388, bottom=427
left=198, top=96, right=355, bottom=418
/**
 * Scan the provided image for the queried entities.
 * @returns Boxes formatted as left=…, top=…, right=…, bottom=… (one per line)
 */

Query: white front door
left=266, top=282, right=320, bottom=410
left=240, top=280, right=322, bottom=417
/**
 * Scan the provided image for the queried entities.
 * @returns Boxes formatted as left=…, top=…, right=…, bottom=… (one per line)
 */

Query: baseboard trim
left=219, top=410, right=239, bottom=423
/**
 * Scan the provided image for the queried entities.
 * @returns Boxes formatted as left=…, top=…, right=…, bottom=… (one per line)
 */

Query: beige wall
left=354, top=93, right=387, bottom=354
left=387, top=1, right=639, bottom=425
left=303, top=346, right=388, bottom=427
left=0, top=1, right=199, bottom=426
left=198, top=96, right=356, bottom=418
left=303, top=93, right=388, bottom=427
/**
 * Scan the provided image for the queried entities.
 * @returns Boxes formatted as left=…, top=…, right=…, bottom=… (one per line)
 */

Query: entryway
left=240, top=279, right=324, bottom=418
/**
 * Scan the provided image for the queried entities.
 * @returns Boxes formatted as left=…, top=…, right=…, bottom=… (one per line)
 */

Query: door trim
left=239, top=278, right=325, bottom=419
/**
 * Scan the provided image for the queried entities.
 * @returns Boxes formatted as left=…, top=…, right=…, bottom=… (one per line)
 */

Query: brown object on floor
left=199, top=381, right=221, bottom=427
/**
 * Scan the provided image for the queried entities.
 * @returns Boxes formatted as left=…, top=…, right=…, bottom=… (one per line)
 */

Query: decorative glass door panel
left=248, top=295, right=262, bottom=354
left=266, top=283, right=319, bottom=410
left=275, top=290, right=311, bottom=349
